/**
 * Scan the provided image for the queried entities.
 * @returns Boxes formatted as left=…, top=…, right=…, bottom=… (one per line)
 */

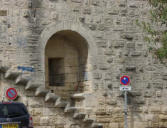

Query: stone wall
left=0, top=0, right=167, bottom=128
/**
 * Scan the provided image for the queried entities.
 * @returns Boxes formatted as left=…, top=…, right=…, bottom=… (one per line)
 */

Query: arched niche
left=45, top=30, right=88, bottom=99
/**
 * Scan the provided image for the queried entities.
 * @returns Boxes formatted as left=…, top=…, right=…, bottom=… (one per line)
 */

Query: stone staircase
left=0, top=65, right=103, bottom=128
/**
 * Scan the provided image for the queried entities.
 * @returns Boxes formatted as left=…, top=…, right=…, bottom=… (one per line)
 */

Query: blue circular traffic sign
left=6, top=88, right=18, bottom=100
left=120, top=75, right=130, bottom=85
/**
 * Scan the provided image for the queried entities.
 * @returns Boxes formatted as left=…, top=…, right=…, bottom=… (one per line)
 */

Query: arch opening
left=45, top=30, right=88, bottom=99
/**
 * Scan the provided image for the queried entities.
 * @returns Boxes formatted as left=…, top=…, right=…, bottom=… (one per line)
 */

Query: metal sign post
left=120, top=75, right=131, bottom=128
left=124, top=91, right=128, bottom=128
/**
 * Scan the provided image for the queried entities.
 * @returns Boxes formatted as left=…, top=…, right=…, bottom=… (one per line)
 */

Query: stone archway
left=39, top=22, right=97, bottom=98
left=45, top=30, right=88, bottom=99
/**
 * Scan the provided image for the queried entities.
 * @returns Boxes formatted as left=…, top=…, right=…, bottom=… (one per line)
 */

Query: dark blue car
left=0, top=102, right=33, bottom=128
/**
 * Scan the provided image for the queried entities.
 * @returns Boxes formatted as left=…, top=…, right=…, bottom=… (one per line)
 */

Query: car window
left=0, top=104, right=28, bottom=118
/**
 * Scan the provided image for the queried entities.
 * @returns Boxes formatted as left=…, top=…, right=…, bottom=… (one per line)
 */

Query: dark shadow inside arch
left=45, top=30, right=88, bottom=99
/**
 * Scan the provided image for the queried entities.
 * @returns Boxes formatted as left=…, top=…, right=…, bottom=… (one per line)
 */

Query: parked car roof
left=0, top=102, right=25, bottom=104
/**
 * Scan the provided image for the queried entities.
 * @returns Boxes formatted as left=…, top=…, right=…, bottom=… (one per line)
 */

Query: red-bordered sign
left=6, top=88, right=18, bottom=100
left=120, top=75, right=130, bottom=85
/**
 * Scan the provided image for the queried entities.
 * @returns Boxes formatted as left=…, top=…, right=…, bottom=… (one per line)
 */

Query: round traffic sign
left=120, top=75, right=130, bottom=85
left=6, top=88, right=18, bottom=100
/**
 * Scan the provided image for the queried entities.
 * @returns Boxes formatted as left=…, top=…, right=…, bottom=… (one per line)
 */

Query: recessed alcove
left=45, top=30, right=88, bottom=99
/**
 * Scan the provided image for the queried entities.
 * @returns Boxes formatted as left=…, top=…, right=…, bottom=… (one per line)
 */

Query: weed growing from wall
left=136, top=0, right=167, bottom=62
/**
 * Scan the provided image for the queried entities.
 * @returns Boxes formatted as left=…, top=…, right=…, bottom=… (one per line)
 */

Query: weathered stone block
left=71, top=0, right=82, bottom=3
left=127, top=43, right=135, bottom=48
left=161, top=107, right=167, bottom=114
left=112, top=107, right=123, bottom=114
left=72, top=7, right=80, bottom=12
left=125, top=66, right=136, bottom=71
left=88, top=24, right=97, bottom=30
left=104, top=73, right=112, bottom=80
left=159, top=122, right=167, bottom=128
left=93, top=73, right=102, bottom=79
left=131, top=51, right=142, bottom=57
left=121, top=34, right=133, bottom=41
left=163, top=73, right=167, bottom=80
left=131, top=91, right=142, bottom=96
left=145, top=114, right=153, bottom=121
left=119, top=3, right=126, bottom=7
left=97, top=118, right=110, bottom=123
left=91, top=0, right=100, bottom=6
left=129, top=4, right=138, bottom=8
left=113, top=41, right=124, bottom=48
left=152, top=72, right=162, bottom=80
left=49, top=0, right=58, bottom=2
left=120, top=9, right=127, bottom=16
left=150, top=106, right=161, bottom=113
left=134, top=122, right=145, bottom=127
left=104, top=50, right=113, bottom=55
left=96, top=109, right=107, bottom=115
left=107, top=58, right=113, bottom=63
left=99, top=64, right=109, bottom=70
left=135, top=99, right=145, bottom=104
left=108, top=9, right=119, bottom=15
left=96, top=40, right=107, bottom=48
left=31, top=0, right=41, bottom=8
left=156, top=91, right=161, bottom=97
left=109, top=123, right=119, bottom=128
left=106, top=99, right=117, bottom=105
left=0, top=10, right=7, bottom=16
left=29, top=108, right=42, bottom=116
left=54, top=124, right=64, bottom=128
left=151, top=82, right=163, bottom=89
left=23, top=10, right=30, bottom=18
left=33, top=116, right=41, bottom=124
left=83, top=8, right=91, bottom=15
left=159, top=115, right=167, bottom=120
left=145, top=66, right=156, bottom=71
left=144, top=91, right=153, bottom=97
left=98, top=24, right=108, bottom=31
left=40, top=116, right=49, bottom=124
left=70, top=124, right=80, bottom=128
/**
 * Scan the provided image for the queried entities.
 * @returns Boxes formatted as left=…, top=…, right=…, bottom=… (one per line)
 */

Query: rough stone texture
left=0, top=0, right=167, bottom=128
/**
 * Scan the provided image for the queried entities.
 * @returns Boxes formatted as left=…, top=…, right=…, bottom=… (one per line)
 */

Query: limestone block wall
left=0, top=78, right=77, bottom=128
left=0, top=0, right=167, bottom=128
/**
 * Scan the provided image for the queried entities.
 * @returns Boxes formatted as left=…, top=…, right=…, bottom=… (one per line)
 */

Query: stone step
left=0, top=64, right=103, bottom=128
left=0, top=66, right=9, bottom=73
left=83, top=118, right=94, bottom=124
left=35, top=86, right=49, bottom=97
left=15, top=75, right=30, bottom=85
left=5, top=70, right=20, bottom=80
left=45, top=92, right=59, bottom=102
left=64, top=104, right=77, bottom=113
left=73, top=113, right=86, bottom=120
left=91, top=123, right=103, bottom=128
left=71, top=93, right=85, bottom=100
left=25, top=81, right=40, bottom=90
left=64, top=107, right=77, bottom=113
left=55, top=97, right=68, bottom=108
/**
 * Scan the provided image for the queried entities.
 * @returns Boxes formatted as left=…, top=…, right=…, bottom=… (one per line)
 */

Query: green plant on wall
left=137, top=0, right=167, bottom=61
